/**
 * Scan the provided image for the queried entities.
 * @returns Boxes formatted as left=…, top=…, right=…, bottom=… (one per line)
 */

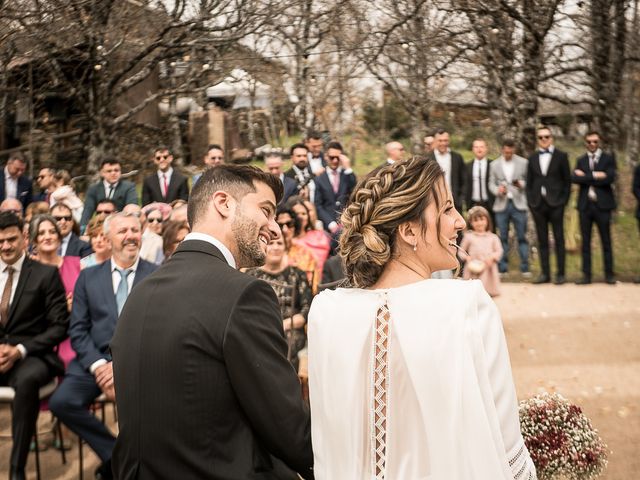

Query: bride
left=308, top=156, right=536, bottom=479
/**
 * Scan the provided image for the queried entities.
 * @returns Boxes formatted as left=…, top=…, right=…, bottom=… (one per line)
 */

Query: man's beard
left=232, top=211, right=265, bottom=269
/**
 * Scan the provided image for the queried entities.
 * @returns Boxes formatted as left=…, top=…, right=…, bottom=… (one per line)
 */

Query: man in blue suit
left=50, top=212, right=156, bottom=480
left=80, top=158, right=138, bottom=232
left=0, top=152, right=33, bottom=210
left=264, top=152, right=298, bottom=204
left=314, top=141, right=356, bottom=234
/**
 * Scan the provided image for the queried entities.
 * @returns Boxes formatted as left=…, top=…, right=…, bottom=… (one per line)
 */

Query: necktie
left=477, top=162, right=484, bottom=202
left=115, top=268, right=132, bottom=315
left=331, top=170, right=340, bottom=194
left=162, top=173, right=168, bottom=198
left=108, top=184, right=115, bottom=199
left=1, top=266, right=15, bottom=327
left=539, top=149, right=550, bottom=154
left=588, top=154, right=598, bottom=201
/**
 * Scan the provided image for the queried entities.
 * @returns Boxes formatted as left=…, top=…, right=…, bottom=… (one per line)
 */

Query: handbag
left=467, top=259, right=486, bottom=276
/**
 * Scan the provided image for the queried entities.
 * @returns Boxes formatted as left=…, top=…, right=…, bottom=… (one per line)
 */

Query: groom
left=111, top=165, right=314, bottom=479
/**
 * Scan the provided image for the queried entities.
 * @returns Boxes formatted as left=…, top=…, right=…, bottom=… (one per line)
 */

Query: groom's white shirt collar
left=184, top=232, right=237, bottom=269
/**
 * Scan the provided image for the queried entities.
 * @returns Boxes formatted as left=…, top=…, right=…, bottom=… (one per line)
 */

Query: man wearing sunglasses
left=192, top=144, right=225, bottom=186
left=571, top=131, right=617, bottom=284
left=0, top=152, right=32, bottom=211
left=526, top=126, right=571, bottom=284
left=35, top=167, right=56, bottom=203
left=51, top=203, right=93, bottom=258
left=142, top=146, right=189, bottom=206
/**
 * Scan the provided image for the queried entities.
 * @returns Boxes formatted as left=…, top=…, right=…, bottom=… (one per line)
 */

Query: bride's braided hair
left=339, top=156, right=445, bottom=288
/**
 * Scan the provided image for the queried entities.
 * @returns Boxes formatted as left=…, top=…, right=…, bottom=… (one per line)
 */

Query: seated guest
left=287, top=196, right=330, bottom=274
left=49, top=213, right=156, bottom=480
left=25, top=201, right=50, bottom=223
left=168, top=203, right=188, bottom=223
left=30, top=214, right=81, bottom=367
left=162, top=220, right=190, bottom=260
left=94, top=199, right=117, bottom=220
left=304, top=198, right=324, bottom=230
left=35, top=167, right=56, bottom=203
left=80, top=218, right=111, bottom=269
left=276, top=207, right=317, bottom=291
left=0, top=212, right=68, bottom=480
left=245, top=235, right=312, bottom=371
left=141, top=203, right=171, bottom=265
left=50, top=169, right=84, bottom=224
left=0, top=198, right=24, bottom=218
left=0, top=152, right=32, bottom=209
left=51, top=203, right=93, bottom=258
left=169, top=198, right=187, bottom=210
left=142, top=146, right=189, bottom=206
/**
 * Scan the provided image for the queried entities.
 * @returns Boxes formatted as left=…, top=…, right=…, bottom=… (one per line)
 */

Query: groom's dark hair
left=187, top=164, right=283, bottom=228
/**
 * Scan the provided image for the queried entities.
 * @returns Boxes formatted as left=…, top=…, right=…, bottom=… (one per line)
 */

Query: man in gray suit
left=489, top=139, right=530, bottom=276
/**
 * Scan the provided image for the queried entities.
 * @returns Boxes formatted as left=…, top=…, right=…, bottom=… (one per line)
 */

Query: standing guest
left=245, top=236, right=313, bottom=371
left=265, top=152, right=298, bottom=203
left=0, top=152, right=32, bottom=209
left=571, top=131, right=617, bottom=284
left=192, top=144, right=225, bottom=185
left=384, top=141, right=405, bottom=165
left=526, top=126, right=571, bottom=284
left=29, top=214, right=81, bottom=366
left=51, top=170, right=84, bottom=224
left=314, top=141, right=357, bottom=234
left=0, top=198, right=24, bottom=218
left=80, top=218, right=112, bottom=269
left=80, top=157, right=138, bottom=232
left=427, top=128, right=465, bottom=211
left=288, top=196, right=331, bottom=274
left=161, top=220, right=190, bottom=260
left=0, top=212, right=68, bottom=480
left=305, top=131, right=326, bottom=175
left=489, top=139, right=530, bottom=276
left=111, top=165, right=313, bottom=480
left=423, top=134, right=435, bottom=153
left=49, top=213, right=156, bottom=480
left=459, top=206, right=503, bottom=297
left=35, top=167, right=56, bottom=203
left=51, top=203, right=93, bottom=258
left=142, top=146, right=189, bottom=206
left=465, top=138, right=495, bottom=217
left=277, top=207, right=317, bottom=292
left=284, top=143, right=315, bottom=201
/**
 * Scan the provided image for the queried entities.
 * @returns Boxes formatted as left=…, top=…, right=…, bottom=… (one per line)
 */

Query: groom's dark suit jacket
left=111, top=240, right=314, bottom=480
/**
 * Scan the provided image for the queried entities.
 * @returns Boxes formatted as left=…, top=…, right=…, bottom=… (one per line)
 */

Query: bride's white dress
left=308, top=279, right=536, bottom=480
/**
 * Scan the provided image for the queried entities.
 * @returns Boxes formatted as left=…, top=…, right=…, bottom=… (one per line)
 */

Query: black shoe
left=10, top=467, right=26, bottom=480
left=554, top=275, right=566, bottom=285
left=532, top=275, right=550, bottom=284
left=605, top=275, right=616, bottom=285
left=575, top=276, right=591, bottom=285
left=95, top=459, right=113, bottom=480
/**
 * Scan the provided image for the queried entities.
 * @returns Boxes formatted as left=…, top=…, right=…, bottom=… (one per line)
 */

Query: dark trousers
left=0, top=356, right=52, bottom=469
left=579, top=202, right=614, bottom=278
left=49, top=359, right=116, bottom=462
left=531, top=200, right=566, bottom=277
left=495, top=200, right=529, bottom=273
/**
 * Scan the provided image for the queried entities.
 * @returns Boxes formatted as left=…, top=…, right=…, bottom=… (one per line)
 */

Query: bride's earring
left=413, top=243, right=417, bottom=252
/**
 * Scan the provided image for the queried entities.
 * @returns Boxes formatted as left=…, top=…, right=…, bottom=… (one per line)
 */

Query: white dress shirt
left=157, top=167, right=174, bottom=197
left=0, top=254, right=27, bottom=357
left=60, top=233, right=72, bottom=257
left=103, top=180, right=119, bottom=199
left=502, top=161, right=515, bottom=199
left=471, top=158, right=488, bottom=202
left=308, top=155, right=324, bottom=174
left=588, top=148, right=602, bottom=201
left=183, top=232, right=236, bottom=268
left=434, top=149, right=452, bottom=191
left=4, top=167, right=18, bottom=200
left=539, top=145, right=554, bottom=197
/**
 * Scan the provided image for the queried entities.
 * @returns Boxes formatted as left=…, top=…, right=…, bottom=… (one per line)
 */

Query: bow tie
left=539, top=149, right=550, bottom=154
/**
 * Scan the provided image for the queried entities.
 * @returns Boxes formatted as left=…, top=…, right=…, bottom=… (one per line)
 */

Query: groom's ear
left=211, top=191, right=236, bottom=220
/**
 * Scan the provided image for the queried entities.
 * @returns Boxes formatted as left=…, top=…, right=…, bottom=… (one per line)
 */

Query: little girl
left=459, top=206, right=503, bottom=296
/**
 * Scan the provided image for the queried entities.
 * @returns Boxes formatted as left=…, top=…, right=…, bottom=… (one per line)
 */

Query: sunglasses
left=96, top=209, right=114, bottom=215
left=278, top=221, right=295, bottom=229
left=327, top=155, right=341, bottom=161
left=155, top=155, right=170, bottom=160
left=147, top=217, right=163, bottom=224
left=54, top=215, right=72, bottom=222
left=537, top=135, right=551, bottom=140
left=586, top=140, right=599, bottom=145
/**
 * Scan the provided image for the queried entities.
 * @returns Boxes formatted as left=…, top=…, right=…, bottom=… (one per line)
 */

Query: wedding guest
left=0, top=198, right=24, bottom=218
left=384, top=141, right=405, bottom=165
left=284, top=143, right=314, bottom=201
left=80, top=218, right=112, bottom=269
left=192, top=144, right=224, bottom=185
left=140, top=203, right=170, bottom=265
left=0, top=152, right=32, bottom=209
left=94, top=199, right=117, bottom=220
left=25, top=202, right=50, bottom=223
left=288, top=196, right=331, bottom=274
left=305, top=131, right=326, bottom=175
left=142, top=146, right=189, bottom=206
left=277, top=207, right=317, bottom=291
left=459, top=206, right=503, bottom=297
left=423, top=133, right=435, bottom=153
left=168, top=203, right=188, bottom=223
left=245, top=236, right=312, bottom=371
left=35, top=167, right=56, bottom=203
left=51, top=169, right=84, bottom=224
left=427, top=128, right=465, bottom=211
left=162, top=220, right=190, bottom=260
left=169, top=198, right=187, bottom=210
left=304, top=199, right=324, bottom=231
left=265, top=152, right=298, bottom=204
left=464, top=138, right=494, bottom=216
left=51, top=203, right=93, bottom=258
left=29, top=214, right=81, bottom=366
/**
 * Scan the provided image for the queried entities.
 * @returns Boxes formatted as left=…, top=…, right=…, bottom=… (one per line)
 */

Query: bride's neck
left=371, top=258, right=431, bottom=290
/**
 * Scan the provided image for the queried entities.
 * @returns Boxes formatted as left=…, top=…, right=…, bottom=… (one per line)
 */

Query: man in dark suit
left=0, top=152, right=33, bottom=210
left=111, top=165, right=313, bottom=480
left=465, top=138, right=495, bottom=216
left=314, top=141, right=357, bottom=234
left=51, top=203, right=93, bottom=258
left=50, top=212, right=156, bottom=480
left=265, top=152, right=298, bottom=204
left=34, top=167, right=56, bottom=203
left=284, top=143, right=315, bottom=201
left=0, top=212, right=69, bottom=480
left=427, top=128, right=465, bottom=211
left=571, top=131, right=617, bottom=284
left=305, top=131, right=326, bottom=175
left=142, top=146, right=189, bottom=206
left=526, top=126, right=571, bottom=284
left=80, top=157, right=138, bottom=232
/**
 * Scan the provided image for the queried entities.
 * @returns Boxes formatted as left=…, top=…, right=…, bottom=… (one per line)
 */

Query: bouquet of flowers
left=519, top=392, right=608, bottom=480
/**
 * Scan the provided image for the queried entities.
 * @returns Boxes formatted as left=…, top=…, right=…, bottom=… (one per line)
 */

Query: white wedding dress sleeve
left=308, top=279, right=536, bottom=480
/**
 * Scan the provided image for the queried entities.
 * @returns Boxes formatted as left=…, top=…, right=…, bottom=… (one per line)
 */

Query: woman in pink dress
left=30, top=214, right=81, bottom=367
left=288, top=197, right=331, bottom=274
left=459, top=206, right=504, bottom=296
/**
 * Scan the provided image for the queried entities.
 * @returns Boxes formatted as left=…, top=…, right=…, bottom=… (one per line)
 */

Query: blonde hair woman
left=308, top=156, right=536, bottom=479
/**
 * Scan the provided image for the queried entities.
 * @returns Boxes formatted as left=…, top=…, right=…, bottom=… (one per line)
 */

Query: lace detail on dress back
left=372, top=300, right=390, bottom=479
